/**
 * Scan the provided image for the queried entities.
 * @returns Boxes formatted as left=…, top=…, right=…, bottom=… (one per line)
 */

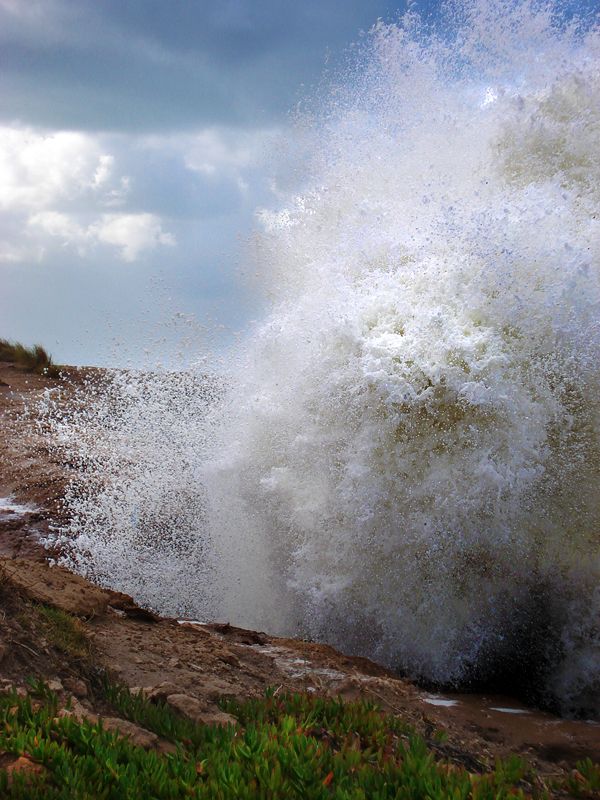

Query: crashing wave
left=44, top=0, right=600, bottom=717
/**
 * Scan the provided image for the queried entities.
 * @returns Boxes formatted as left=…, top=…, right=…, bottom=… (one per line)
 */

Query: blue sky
left=0, top=0, right=423, bottom=366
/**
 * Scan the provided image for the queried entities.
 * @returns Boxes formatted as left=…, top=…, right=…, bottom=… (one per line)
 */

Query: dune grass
left=1, top=679, right=598, bottom=798
left=0, top=339, right=61, bottom=377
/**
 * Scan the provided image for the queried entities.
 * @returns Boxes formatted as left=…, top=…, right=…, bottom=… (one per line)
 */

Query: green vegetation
left=100, top=676, right=204, bottom=746
left=0, top=681, right=598, bottom=798
left=35, top=605, right=90, bottom=660
left=565, top=759, right=600, bottom=797
left=0, top=338, right=61, bottom=377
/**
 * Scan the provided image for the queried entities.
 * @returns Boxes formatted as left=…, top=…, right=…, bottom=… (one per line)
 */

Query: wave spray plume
left=45, top=0, right=600, bottom=717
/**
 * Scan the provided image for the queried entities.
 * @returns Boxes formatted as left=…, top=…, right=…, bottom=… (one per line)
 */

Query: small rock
left=166, top=694, right=236, bottom=727
left=206, top=623, right=268, bottom=646
left=107, top=607, right=127, bottom=618
left=168, top=657, right=180, bottom=667
left=5, top=756, right=44, bottom=784
left=166, top=693, right=208, bottom=722
left=47, top=678, right=63, bottom=693
left=334, top=677, right=364, bottom=702
left=1, top=560, right=126, bottom=617
left=115, top=603, right=159, bottom=623
left=59, top=698, right=98, bottom=724
left=177, top=622, right=210, bottom=636
left=195, top=708, right=237, bottom=728
left=146, top=682, right=181, bottom=703
left=63, top=677, right=87, bottom=698
left=219, top=651, right=241, bottom=668
left=157, top=738, right=178, bottom=755
left=201, top=676, right=238, bottom=702
left=102, top=717, right=159, bottom=749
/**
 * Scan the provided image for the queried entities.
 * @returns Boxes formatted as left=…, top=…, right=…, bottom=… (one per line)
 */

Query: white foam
left=423, top=697, right=459, bottom=708
left=489, top=707, right=530, bottom=715
left=177, top=620, right=209, bottom=627
left=0, top=497, right=39, bottom=518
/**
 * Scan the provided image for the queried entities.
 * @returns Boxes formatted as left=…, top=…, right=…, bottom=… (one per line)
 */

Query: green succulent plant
left=0, top=679, right=598, bottom=798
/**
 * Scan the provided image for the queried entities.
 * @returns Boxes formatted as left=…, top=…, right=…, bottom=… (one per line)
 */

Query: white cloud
left=29, top=210, right=174, bottom=263
left=184, top=127, right=277, bottom=176
left=0, top=126, right=126, bottom=211
left=91, top=154, right=114, bottom=188
left=29, top=210, right=86, bottom=246
left=142, top=126, right=278, bottom=184
left=94, top=214, right=175, bottom=262
left=0, top=124, right=175, bottom=263
left=0, top=240, right=43, bottom=264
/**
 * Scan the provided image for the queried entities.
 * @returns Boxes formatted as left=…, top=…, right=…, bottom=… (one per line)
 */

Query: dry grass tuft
left=0, top=339, right=61, bottom=377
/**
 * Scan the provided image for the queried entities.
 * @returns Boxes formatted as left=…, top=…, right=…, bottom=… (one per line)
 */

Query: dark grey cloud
left=0, top=0, right=405, bottom=133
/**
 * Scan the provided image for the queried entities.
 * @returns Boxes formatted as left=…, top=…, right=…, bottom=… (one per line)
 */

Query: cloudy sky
left=0, top=0, right=428, bottom=366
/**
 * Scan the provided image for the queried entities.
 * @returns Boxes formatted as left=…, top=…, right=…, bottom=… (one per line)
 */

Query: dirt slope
left=0, top=360, right=598, bottom=784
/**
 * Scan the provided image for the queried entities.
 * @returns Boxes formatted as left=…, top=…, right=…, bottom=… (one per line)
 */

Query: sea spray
left=44, top=0, right=600, bottom=716
left=43, top=369, right=222, bottom=616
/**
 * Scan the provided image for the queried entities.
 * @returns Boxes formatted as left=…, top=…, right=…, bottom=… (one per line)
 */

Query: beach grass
left=0, top=339, right=61, bottom=377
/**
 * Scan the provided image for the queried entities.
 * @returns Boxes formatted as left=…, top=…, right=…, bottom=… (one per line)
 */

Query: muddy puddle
left=419, top=690, right=600, bottom=765
left=0, top=494, right=49, bottom=559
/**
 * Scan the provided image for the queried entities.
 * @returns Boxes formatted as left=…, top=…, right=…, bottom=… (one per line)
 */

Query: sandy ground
left=0, top=360, right=598, bottom=785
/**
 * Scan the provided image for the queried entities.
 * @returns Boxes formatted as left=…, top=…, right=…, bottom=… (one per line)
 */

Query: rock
left=145, top=682, right=181, bottom=703
left=200, top=676, right=239, bottom=702
left=334, top=676, right=364, bottom=702
left=165, top=693, right=236, bottom=727
left=5, top=756, right=44, bottom=784
left=63, top=677, right=88, bottom=697
left=195, top=708, right=237, bottom=728
left=101, top=717, right=159, bottom=749
left=59, top=697, right=98, bottom=724
left=177, top=622, right=210, bottom=636
left=110, top=602, right=159, bottom=623
left=0, top=559, right=131, bottom=617
left=107, top=606, right=127, bottom=618
left=47, top=678, right=63, bottom=693
left=166, top=693, right=208, bottom=722
left=219, top=651, right=241, bottom=668
left=205, top=622, right=268, bottom=646
left=156, top=738, right=178, bottom=755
